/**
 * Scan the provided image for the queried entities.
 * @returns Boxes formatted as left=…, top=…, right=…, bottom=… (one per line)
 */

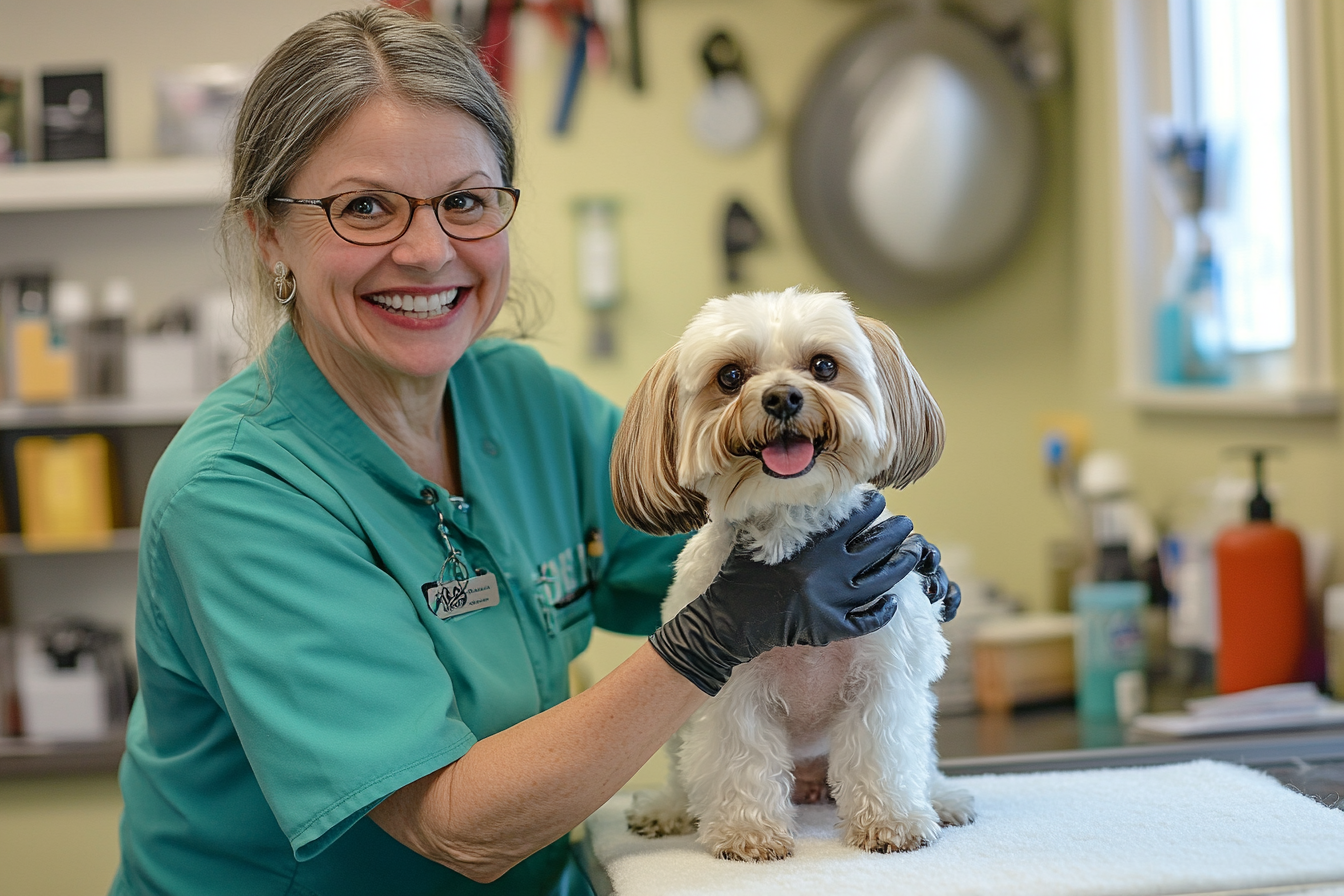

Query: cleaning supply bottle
left=1325, top=584, right=1344, bottom=699
left=1213, top=450, right=1306, bottom=693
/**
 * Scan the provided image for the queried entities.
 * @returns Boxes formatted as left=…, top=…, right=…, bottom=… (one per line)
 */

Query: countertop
left=936, top=701, right=1344, bottom=808
left=4, top=705, right=1342, bottom=812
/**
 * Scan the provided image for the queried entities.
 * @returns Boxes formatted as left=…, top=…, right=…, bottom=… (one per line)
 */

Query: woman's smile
left=362, top=286, right=464, bottom=320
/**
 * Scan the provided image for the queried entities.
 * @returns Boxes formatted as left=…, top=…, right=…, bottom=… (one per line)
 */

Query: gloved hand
left=902, top=534, right=962, bottom=622
left=650, top=491, right=922, bottom=696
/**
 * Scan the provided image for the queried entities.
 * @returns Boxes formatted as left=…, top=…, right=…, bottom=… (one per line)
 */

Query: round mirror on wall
left=790, top=5, right=1048, bottom=304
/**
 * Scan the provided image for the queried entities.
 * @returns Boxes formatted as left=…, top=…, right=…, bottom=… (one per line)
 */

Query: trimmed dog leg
left=828, top=700, right=941, bottom=851
left=680, top=667, right=796, bottom=861
left=829, top=592, right=945, bottom=853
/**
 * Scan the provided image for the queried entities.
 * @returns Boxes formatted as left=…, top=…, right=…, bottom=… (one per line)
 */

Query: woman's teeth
left=367, top=288, right=460, bottom=318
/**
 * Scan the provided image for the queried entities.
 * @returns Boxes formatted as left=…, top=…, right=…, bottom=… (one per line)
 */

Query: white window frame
left=1111, top=0, right=1335, bottom=415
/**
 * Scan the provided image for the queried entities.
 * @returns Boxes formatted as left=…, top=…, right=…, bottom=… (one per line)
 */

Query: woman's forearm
left=369, top=641, right=706, bottom=882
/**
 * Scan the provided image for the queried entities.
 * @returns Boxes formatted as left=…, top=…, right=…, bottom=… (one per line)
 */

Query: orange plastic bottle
left=1214, top=450, right=1307, bottom=694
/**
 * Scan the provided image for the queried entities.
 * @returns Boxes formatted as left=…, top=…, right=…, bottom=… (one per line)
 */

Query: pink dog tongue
left=761, top=435, right=815, bottom=476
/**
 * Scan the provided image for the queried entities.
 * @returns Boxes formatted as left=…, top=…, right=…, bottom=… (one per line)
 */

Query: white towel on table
left=582, top=760, right=1344, bottom=896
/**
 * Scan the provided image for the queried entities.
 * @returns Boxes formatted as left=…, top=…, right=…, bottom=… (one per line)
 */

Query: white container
left=14, top=631, right=108, bottom=742
left=50, top=279, right=93, bottom=323
left=193, top=290, right=248, bottom=391
left=127, top=333, right=198, bottom=401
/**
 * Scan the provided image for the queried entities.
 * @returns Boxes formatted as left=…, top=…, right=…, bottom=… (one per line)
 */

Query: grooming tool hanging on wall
left=723, top=199, right=764, bottom=284
left=390, top=1, right=514, bottom=92
left=790, top=0, right=1062, bottom=305
left=690, top=30, right=765, bottom=153
left=509, top=0, right=642, bottom=134
left=477, top=1, right=517, bottom=92
left=385, top=2, right=640, bottom=103
left=574, top=198, right=622, bottom=356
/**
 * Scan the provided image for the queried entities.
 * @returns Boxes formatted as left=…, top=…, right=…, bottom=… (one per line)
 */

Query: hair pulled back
left=220, top=6, right=518, bottom=359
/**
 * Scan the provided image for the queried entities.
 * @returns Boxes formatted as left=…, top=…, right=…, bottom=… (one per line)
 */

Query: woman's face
left=261, top=95, right=511, bottom=382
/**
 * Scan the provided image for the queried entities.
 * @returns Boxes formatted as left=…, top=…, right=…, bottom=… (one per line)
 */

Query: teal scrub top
left=111, top=325, right=684, bottom=896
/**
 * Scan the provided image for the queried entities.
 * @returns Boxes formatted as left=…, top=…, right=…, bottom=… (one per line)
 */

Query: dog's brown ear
left=611, top=345, right=709, bottom=535
left=857, top=315, right=945, bottom=490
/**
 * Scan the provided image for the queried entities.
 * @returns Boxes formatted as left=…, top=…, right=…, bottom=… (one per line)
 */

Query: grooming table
left=579, top=761, right=1344, bottom=896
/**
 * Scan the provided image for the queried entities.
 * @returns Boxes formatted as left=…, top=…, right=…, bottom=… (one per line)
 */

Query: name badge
left=422, top=572, right=501, bottom=620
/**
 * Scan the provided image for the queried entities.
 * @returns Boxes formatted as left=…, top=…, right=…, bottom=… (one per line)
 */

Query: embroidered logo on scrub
left=535, top=529, right=603, bottom=610
left=423, top=573, right=501, bottom=620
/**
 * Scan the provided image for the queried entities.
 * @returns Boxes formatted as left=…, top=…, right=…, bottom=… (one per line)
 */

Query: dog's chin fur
left=616, top=288, right=974, bottom=860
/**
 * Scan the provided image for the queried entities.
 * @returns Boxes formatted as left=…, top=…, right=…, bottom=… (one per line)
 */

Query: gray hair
left=220, top=5, right=533, bottom=362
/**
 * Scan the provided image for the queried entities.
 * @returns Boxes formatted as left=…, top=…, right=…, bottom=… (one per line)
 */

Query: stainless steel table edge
left=939, top=730, right=1344, bottom=776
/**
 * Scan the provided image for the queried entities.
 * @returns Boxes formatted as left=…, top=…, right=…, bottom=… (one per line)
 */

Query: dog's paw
left=843, top=808, right=941, bottom=853
left=702, top=824, right=794, bottom=862
left=931, top=782, right=976, bottom=827
left=626, top=791, right=697, bottom=838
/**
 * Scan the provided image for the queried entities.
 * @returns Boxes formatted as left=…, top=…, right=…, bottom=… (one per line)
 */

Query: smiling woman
left=108, top=8, right=959, bottom=896
left=112, top=9, right=703, bottom=895
left=258, top=98, right=514, bottom=413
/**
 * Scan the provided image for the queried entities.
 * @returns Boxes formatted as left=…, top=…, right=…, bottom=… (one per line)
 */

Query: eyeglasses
left=269, top=187, right=520, bottom=246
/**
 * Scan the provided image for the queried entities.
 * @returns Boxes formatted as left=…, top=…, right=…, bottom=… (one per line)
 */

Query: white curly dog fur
left=610, top=288, right=974, bottom=861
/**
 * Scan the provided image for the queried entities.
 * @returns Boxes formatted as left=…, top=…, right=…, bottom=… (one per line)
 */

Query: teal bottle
left=1155, top=227, right=1230, bottom=386
left=1073, top=581, right=1148, bottom=721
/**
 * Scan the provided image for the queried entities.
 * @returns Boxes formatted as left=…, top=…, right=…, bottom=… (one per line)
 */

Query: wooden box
left=972, top=613, right=1076, bottom=712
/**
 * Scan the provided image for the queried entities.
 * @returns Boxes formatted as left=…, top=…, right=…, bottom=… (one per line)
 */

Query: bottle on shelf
left=1213, top=449, right=1307, bottom=694
left=84, top=276, right=132, bottom=397
left=51, top=279, right=93, bottom=398
left=1073, top=451, right=1154, bottom=724
left=11, top=274, right=74, bottom=405
left=1326, top=585, right=1344, bottom=699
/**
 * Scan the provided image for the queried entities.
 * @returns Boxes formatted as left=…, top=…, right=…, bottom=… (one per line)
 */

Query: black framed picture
left=42, top=71, right=107, bottom=161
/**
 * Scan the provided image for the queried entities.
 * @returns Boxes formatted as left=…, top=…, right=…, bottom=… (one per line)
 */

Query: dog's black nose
left=762, top=385, right=804, bottom=420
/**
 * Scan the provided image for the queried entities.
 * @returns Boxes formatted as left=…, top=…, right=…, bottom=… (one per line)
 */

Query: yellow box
left=13, top=318, right=74, bottom=404
left=14, top=433, right=115, bottom=551
left=972, top=613, right=1076, bottom=712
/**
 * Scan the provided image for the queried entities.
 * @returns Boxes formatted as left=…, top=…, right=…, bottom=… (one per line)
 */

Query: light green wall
left=514, top=0, right=1081, bottom=609
left=533, top=0, right=1344, bottom=694
left=0, top=775, right=123, bottom=896
left=515, top=0, right=1344, bottom=622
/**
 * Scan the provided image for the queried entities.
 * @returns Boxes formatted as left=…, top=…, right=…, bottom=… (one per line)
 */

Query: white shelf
left=0, top=395, right=200, bottom=429
left=0, top=528, right=139, bottom=557
left=1125, top=386, right=1338, bottom=417
left=0, top=735, right=125, bottom=777
left=0, top=157, right=227, bottom=212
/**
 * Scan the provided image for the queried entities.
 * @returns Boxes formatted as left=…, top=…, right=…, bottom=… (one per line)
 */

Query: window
left=1111, top=0, right=1334, bottom=414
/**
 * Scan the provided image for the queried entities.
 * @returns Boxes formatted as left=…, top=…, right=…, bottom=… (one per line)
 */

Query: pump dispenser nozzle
left=1225, top=446, right=1282, bottom=523
left=1248, top=450, right=1272, bottom=521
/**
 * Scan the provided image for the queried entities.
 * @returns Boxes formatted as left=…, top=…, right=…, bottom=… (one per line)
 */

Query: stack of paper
left=1131, top=681, right=1344, bottom=737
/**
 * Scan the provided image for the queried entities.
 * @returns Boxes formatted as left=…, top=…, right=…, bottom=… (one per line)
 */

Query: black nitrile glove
left=902, top=534, right=961, bottom=622
left=651, top=491, right=921, bottom=696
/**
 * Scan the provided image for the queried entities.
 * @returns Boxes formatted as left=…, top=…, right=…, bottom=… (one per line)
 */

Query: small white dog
left=612, top=288, right=974, bottom=861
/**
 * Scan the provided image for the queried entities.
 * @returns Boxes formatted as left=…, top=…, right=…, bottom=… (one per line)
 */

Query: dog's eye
left=716, top=364, right=745, bottom=393
left=810, top=355, right=838, bottom=382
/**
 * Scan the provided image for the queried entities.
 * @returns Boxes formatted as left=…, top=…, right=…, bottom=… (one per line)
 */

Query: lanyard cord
left=435, top=510, right=473, bottom=587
